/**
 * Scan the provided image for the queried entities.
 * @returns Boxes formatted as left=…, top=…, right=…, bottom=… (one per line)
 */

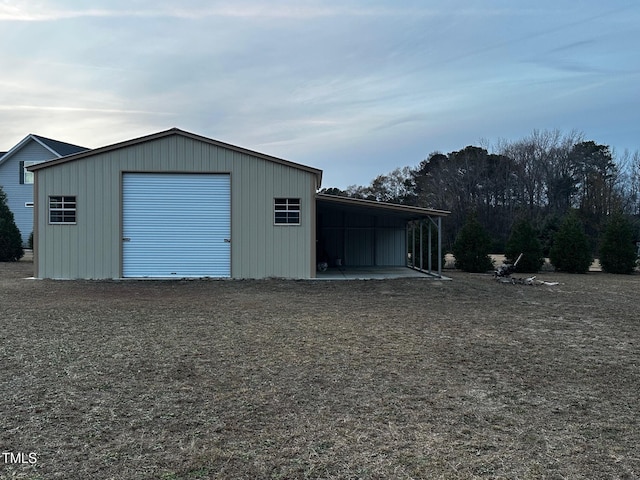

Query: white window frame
left=23, top=161, right=42, bottom=184
left=49, top=196, right=77, bottom=224
left=274, top=198, right=300, bottom=225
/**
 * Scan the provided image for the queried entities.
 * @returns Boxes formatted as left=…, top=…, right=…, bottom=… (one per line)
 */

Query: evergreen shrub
left=549, top=211, right=591, bottom=273
left=599, top=213, right=637, bottom=274
left=505, top=219, right=545, bottom=273
left=452, top=213, right=494, bottom=272
left=0, top=186, right=24, bottom=262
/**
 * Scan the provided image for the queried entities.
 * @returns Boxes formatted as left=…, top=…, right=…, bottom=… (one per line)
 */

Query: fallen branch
left=495, top=275, right=562, bottom=286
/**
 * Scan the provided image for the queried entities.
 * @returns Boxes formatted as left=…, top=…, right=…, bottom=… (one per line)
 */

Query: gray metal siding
left=375, top=228, right=406, bottom=265
left=0, top=141, right=57, bottom=245
left=318, top=208, right=407, bottom=267
left=375, top=216, right=407, bottom=265
left=35, top=135, right=316, bottom=279
left=122, top=173, right=230, bottom=278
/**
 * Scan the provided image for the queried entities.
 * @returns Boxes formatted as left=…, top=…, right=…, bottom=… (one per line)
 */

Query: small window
left=49, top=196, right=76, bottom=224
left=23, top=161, right=42, bottom=184
left=25, top=202, right=34, bottom=208
left=274, top=198, right=300, bottom=225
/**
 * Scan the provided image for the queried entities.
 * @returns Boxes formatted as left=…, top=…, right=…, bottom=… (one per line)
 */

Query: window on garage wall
left=274, top=198, right=300, bottom=225
left=49, top=196, right=76, bottom=224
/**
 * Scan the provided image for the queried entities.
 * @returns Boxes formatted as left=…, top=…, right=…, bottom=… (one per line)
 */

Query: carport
left=315, top=194, right=450, bottom=278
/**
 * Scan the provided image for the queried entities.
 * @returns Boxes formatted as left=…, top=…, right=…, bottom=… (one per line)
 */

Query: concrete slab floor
left=314, top=266, right=450, bottom=280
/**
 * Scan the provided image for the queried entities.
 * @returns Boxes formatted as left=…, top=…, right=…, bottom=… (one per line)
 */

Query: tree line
left=322, top=130, right=640, bottom=255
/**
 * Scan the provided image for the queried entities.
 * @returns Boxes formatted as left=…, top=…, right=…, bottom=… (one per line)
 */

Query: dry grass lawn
left=1, top=260, right=638, bottom=479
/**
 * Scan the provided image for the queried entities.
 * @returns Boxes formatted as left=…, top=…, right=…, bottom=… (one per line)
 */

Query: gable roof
left=29, top=127, right=323, bottom=188
left=0, top=134, right=88, bottom=166
left=31, top=135, right=88, bottom=157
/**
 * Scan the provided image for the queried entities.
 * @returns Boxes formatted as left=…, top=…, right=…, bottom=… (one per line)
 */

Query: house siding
left=34, top=134, right=316, bottom=279
left=0, top=140, right=58, bottom=245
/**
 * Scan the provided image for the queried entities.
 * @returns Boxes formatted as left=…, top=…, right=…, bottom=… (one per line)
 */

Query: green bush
left=549, top=211, right=592, bottom=273
left=505, top=219, right=545, bottom=273
left=28, top=231, right=34, bottom=250
left=0, top=186, right=24, bottom=262
left=539, top=215, right=561, bottom=257
left=452, top=213, right=494, bottom=272
left=599, top=213, right=637, bottom=274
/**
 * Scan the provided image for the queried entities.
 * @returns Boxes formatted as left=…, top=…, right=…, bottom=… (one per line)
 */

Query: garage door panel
left=122, top=173, right=230, bottom=278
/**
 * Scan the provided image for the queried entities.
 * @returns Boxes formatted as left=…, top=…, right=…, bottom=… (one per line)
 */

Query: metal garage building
left=29, top=128, right=448, bottom=279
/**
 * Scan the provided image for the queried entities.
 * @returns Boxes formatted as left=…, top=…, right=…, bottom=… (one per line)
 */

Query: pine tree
left=505, top=219, right=544, bottom=273
left=599, top=213, right=636, bottom=274
left=452, top=213, right=494, bottom=272
left=549, top=211, right=592, bottom=273
left=0, top=186, right=24, bottom=262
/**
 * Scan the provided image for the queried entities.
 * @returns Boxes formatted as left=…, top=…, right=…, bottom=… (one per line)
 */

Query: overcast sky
left=1, top=1, right=638, bottom=188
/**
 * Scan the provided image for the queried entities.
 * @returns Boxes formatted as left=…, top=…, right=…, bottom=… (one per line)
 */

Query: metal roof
left=28, top=128, right=324, bottom=188
left=316, top=193, right=450, bottom=219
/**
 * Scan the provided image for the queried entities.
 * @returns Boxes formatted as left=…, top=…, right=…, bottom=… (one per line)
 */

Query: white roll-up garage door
left=122, top=173, right=231, bottom=278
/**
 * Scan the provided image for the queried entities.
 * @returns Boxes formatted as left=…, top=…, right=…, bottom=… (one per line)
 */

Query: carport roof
left=316, top=193, right=450, bottom=220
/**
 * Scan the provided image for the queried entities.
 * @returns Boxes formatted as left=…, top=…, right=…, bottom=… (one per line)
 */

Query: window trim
left=49, top=195, right=77, bottom=225
left=274, top=198, right=301, bottom=225
left=23, top=161, right=42, bottom=184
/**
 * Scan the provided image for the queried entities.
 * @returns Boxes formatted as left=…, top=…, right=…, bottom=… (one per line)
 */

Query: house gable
left=0, top=134, right=87, bottom=245
left=0, top=138, right=65, bottom=244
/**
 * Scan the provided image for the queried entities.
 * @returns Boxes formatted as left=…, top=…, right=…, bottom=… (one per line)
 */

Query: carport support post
left=407, top=223, right=411, bottom=267
left=438, top=217, right=442, bottom=276
left=412, top=221, right=416, bottom=269
left=419, top=220, right=423, bottom=271
left=428, top=219, right=432, bottom=274
left=408, top=221, right=411, bottom=268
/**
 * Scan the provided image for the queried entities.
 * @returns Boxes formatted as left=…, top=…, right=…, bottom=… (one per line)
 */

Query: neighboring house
left=29, top=128, right=449, bottom=279
left=0, top=134, right=88, bottom=245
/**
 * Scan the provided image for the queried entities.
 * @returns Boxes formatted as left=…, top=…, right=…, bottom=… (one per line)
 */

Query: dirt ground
left=1, top=260, right=638, bottom=480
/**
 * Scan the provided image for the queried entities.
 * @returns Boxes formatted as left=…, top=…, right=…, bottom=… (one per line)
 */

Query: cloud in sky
left=0, top=0, right=638, bottom=188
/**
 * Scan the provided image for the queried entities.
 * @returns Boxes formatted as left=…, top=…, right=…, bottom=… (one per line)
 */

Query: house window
left=274, top=198, right=300, bottom=225
left=23, top=161, right=42, bottom=184
left=49, top=196, right=76, bottom=224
